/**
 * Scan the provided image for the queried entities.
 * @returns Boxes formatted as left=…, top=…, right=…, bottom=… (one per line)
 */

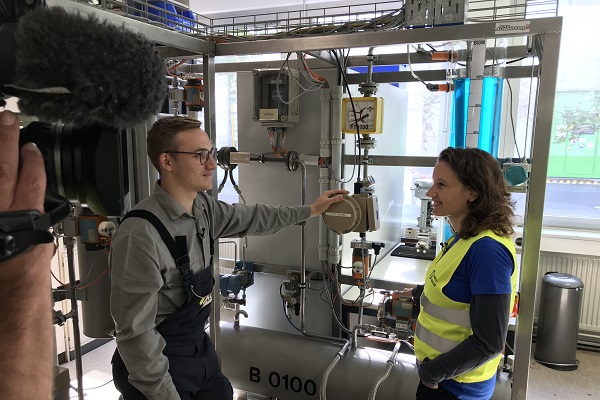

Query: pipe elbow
left=234, top=310, right=248, bottom=328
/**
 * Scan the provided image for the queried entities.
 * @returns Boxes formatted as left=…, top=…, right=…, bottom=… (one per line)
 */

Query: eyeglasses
left=165, top=148, right=217, bottom=165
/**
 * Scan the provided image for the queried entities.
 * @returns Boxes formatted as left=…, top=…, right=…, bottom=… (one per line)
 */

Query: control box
left=252, top=68, right=300, bottom=127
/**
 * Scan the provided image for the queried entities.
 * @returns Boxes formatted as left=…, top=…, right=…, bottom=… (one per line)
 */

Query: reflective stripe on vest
left=421, top=294, right=471, bottom=328
left=415, top=322, right=461, bottom=354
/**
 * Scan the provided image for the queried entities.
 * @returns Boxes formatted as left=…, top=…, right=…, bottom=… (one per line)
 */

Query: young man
left=110, top=116, right=347, bottom=400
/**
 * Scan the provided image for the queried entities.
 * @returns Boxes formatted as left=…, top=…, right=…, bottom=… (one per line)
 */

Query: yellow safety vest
left=414, top=230, right=517, bottom=383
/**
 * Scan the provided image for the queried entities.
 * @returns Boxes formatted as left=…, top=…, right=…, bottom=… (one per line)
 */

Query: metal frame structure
left=214, top=20, right=563, bottom=399
left=46, top=1, right=562, bottom=398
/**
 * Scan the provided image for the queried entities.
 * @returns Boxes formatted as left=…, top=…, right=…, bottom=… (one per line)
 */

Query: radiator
left=535, top=253, right=600, bottom=343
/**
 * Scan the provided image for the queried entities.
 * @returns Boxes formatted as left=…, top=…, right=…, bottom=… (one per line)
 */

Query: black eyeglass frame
left=165, top=148, right=217, bottom=165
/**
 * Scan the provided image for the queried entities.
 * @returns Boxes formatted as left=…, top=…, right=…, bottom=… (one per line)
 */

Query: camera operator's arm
left=0, top=111, right=55, bottom=399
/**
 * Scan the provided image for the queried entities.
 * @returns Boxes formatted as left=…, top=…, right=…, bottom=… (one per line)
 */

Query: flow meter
left=341, top=97, right=384, bottom=134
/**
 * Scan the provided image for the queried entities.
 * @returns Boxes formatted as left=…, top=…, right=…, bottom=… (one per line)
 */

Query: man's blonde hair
left=146, top=116, right=201, bottom=172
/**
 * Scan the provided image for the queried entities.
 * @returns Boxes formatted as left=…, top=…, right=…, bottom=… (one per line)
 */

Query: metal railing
left=73, top=0, right=558, bottom=42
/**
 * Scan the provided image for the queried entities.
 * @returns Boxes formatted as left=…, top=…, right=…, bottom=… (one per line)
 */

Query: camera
left=1, top=0, right=133, bottom=263
left=19, top=122, right=129, bottom=217
left=1, top=0, right=132, bottom=218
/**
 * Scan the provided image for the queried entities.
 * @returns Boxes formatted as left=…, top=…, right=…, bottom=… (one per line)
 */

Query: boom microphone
left=5, top=6, right=167, bottom=128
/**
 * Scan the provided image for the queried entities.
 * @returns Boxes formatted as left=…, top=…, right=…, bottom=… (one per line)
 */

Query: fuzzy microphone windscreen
left=13, top=7, right=167, bottom=128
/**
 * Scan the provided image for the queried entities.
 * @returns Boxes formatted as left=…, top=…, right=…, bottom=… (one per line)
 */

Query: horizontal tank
left=219, top=324, right=419, bottom=400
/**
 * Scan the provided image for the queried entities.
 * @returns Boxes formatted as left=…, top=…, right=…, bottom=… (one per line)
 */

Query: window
left=214, top=71, right=240, bottom=205
left=538, top=0, right=600, bottom=229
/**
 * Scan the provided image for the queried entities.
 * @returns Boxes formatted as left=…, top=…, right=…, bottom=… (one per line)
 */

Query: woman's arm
left=417, top=293, right=511, bottom=384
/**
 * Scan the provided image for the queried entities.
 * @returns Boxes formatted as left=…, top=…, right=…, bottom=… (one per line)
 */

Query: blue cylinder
left=451, top=77, right=504, bottom=157
left=450, top=78, right=470, bottom=149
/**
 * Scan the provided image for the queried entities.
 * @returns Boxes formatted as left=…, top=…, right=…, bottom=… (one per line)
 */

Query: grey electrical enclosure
left=252, top=68, right=299, bottom=126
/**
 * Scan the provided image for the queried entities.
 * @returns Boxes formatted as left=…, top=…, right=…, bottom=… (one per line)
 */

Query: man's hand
left=309, top=189, right=349, bottom=217
left=0, top=110, right=54, bottom=400
left=0, top=111, right=47, bottom=214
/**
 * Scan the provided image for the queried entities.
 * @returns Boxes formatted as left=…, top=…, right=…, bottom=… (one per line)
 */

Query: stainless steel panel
left=237, top=70, right=334, bottom=271
left=240, top=272, right=333, bottom=335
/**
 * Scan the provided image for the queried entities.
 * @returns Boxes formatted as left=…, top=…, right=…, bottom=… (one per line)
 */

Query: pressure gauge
left=341, top=97, right=384, bottom=134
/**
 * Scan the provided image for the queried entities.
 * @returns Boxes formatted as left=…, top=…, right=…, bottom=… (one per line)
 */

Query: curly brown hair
left=438, top=147, right=515, bottom=239
left=146, top=116, right=202, bottom=172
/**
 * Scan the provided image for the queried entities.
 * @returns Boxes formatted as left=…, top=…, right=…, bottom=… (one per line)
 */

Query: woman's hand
left=417, top=359, right=439, bottom=389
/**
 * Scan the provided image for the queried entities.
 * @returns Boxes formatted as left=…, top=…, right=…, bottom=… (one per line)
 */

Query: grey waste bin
left=534, top=272, right=584, bottom=371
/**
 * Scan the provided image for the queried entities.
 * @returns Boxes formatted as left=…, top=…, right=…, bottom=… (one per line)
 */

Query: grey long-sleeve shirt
left=109, top=182, right=311, bottom=400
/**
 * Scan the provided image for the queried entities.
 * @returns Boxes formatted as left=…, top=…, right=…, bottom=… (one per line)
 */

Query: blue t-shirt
left=437, top=234, right=514, bottom=400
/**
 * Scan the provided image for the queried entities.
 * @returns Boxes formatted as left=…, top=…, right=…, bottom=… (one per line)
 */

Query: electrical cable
left=279, top=283, right=302, bottom=333
left=353, top=287, right=375, bottom=307
left=276, top=53, right=324, bottom=106
left=276, top=129, right=288, bottom=156
left=217, top=166, right=246, bottom=204
left=228, top=169, right=247, bottom=204
left=366, top=253, right=379, bottom=282
left=488, top=48, right=496, bottom=80
left=268, top=130, right=281, bottom=158
left=69, top=379, right=114, bottom=392
left=406, top=45, right=429, bottom=87
left=406, top=45, right=453, bottom=92
left=208, top=7, right=406, bottom=43
left=52, top=249, right=101, bottom=289
left=217, top=171, right=229, bottom=194
left=505, top=78, right=522, bottom=159
left=426, top=43, right=438, bottom=53
left=321, top=262, right=353, bottom=335
left=319, top=288, right=331, bottom=305
left=505, top=340, right=515, bottom=355
left=505, top=55, right=530, bottom=65
left=453, top=51, right=531, bottom=69
left=166, top=59, right=188, bottom=76
left=76, top=267, right=109, bottom=289
left=282, top=300, right=303, bottom=333
left=523, top=62, right=538, bottom=161
left=331, top=49, right=360, bottom=184
left=51, top=270, right=67, bottom=287
left=299, top=52, right=329, bottom=88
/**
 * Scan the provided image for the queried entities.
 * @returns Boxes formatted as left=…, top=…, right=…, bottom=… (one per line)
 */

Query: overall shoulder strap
left=121, top=210, right=191, bottom=276
left=202, top=207, right=214, bottom=257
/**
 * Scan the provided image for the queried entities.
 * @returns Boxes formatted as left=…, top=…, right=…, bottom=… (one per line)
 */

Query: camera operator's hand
left=0, top=111, right=48, bottom=213
left=0, top=110, right=54, bottom=400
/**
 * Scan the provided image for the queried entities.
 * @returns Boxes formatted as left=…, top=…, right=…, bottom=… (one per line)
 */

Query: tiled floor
left=528, top=348, right=600, bottom=399
left=63, top=311, right=600, bottom=399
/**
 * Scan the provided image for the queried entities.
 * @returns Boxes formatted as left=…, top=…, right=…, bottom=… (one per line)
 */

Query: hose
left=368, top=341, right=401, bottom=400
left=319, top=340, right=350, bottom=400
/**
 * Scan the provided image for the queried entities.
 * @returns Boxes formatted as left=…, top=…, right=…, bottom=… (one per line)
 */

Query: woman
left=413, top=147, right=517, bottom=400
